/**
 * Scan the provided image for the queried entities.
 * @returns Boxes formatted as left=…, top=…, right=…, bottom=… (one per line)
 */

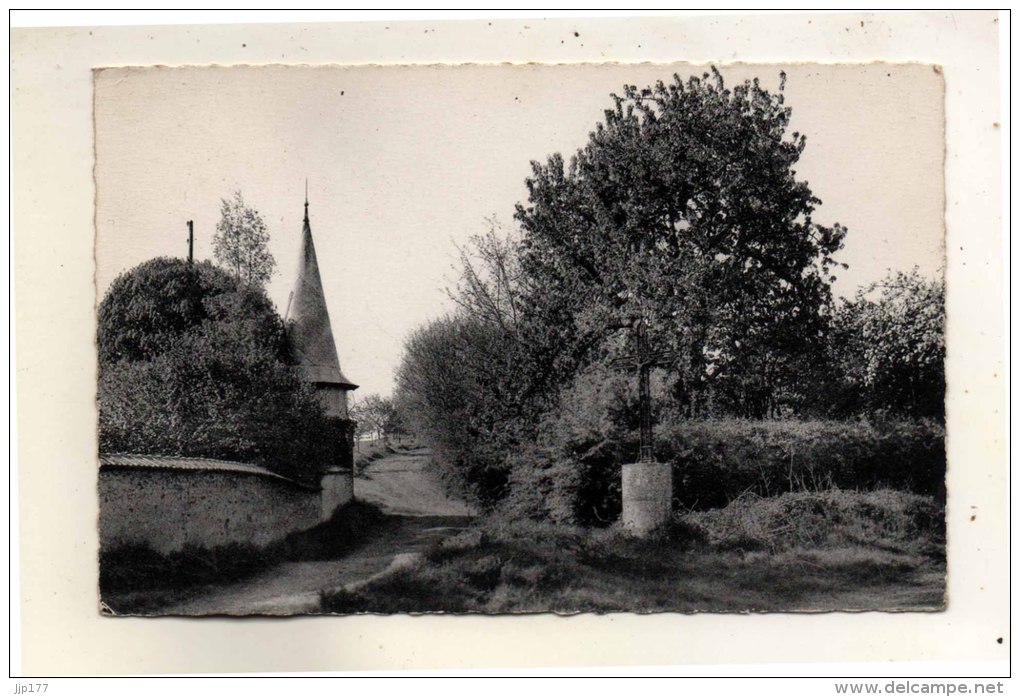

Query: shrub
left=98, top=330, right=346, bottom=485
left=395, top=314, right=524, bottom=507
left=501, top=414, right=944, bottom=524
left=97, top=257, right=347, bottom=484
left=498, top=363, right=639, bottom=525
left=98, top=257, right=285, bottom=364
left=498, top=446, right=585, bottom=524
left=679, top=488, right=945, bottom=556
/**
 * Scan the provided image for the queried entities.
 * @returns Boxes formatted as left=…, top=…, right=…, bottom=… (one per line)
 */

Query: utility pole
left=187, top=220, right=194, bottom=263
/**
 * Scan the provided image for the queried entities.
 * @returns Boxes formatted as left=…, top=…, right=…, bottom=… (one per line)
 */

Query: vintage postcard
left=94, top=61, right=947, bottom=616
left=12, top=12, right=1005, bottom=677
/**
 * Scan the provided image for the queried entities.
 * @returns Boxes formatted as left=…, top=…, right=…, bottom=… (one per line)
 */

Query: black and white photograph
left=11, top=10, right=1007, bottom=680
left=94, top=61, right=947, bottom=616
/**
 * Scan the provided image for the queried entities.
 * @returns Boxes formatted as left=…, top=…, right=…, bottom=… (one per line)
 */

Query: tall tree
left=515, top=68, right=847, bottom=417
left=447, top=218, right=564, bottom=422
left=213, top=190, right=276, bottom=287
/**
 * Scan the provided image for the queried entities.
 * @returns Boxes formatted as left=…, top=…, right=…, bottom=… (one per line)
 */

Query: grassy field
left=320, top=489, right=945, bottom=614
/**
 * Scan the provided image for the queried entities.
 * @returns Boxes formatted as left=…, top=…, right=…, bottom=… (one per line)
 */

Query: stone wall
left=99, top=463, right=323, bottom=554
left=320, top=468, right=354, bottom=522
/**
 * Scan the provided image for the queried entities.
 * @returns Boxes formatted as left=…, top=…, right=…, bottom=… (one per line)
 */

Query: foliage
left=498, top=362, right=659, bottom=525
left=449, top=216, right=527, bottom=332
left=213, top=190, right=276, bottom=287
left=394, top=69, right=945, bottom=524
left=499, top=414, right=945, bottom=524
left=514, top=68, right=846, bottom=418
left=447, top=218, right=569, bottom=417
left=828, top=269, right=945, bottom=418
left=97, top=258, right=343, bottom=484
left=394, top=314, right=523, bottom=506
left=97, top=257, right=269, bottom=364
left=395, top=219, right=599, bottom=509
left=665, top=418, right=946, bottom=509
left=395, top=219, right=566, bottom=507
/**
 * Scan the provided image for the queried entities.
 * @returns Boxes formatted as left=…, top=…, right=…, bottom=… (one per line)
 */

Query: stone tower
left=286, top=193, right=358, bottom=413
left=285, top=192, right=358, bottom=516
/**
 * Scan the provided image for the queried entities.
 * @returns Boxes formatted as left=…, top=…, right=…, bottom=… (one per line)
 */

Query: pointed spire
left=303, top=178, right=309, bottom=224
left=286, top=190, right=357, bottom=390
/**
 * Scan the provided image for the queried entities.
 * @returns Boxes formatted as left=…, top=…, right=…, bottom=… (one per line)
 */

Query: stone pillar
left=320, top=467, right=354, bottom=522
left=621, top=461, right=672, bottom=537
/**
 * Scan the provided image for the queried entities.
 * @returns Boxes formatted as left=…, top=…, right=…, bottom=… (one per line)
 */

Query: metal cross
left=610, top=319, right=680, bottom=462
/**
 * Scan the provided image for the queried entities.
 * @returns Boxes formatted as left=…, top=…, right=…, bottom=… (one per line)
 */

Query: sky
left=94, top=62, right=944, bottom=398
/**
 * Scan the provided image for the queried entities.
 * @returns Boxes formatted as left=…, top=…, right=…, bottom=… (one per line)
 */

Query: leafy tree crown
left=213, top=190, right=276, bottom=287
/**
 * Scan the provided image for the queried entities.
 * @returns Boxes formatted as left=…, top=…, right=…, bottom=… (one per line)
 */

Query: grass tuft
left=678, top=488, right=944, bottom=557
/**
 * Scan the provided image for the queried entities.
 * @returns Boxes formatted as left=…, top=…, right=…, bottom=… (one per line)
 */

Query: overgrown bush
left=98, top=257, right=347, bottom=484
left=395, top=313, right=543, bottom=507
left=98, top=257, right=284, bottom=364
left=679, top=488, right=944, bottom=557
left=498, top=363, right=638, bottom=525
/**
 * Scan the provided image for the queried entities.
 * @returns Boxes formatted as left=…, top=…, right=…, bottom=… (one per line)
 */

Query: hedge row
left=660, top=418, right=946, bottom=510
left=500, top=417, right=945, bottom=525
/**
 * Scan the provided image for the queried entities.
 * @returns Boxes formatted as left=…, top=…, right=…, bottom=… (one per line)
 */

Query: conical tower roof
left=285, top=196, right=357, bottom=389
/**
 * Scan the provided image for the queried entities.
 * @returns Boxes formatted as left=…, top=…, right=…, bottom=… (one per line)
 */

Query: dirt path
left=355, top=446, right=474, bottom=517
left=151, top=447, right=474, bottom=616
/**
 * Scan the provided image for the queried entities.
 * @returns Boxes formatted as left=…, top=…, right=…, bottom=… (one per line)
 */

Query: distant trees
left=213, top=191, right=276, bottom=287
left=351, top=394, right=399, bottom=442
left=98, top=257, right=340, bottom=485
left=829, top=269, right=945, bottom=418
